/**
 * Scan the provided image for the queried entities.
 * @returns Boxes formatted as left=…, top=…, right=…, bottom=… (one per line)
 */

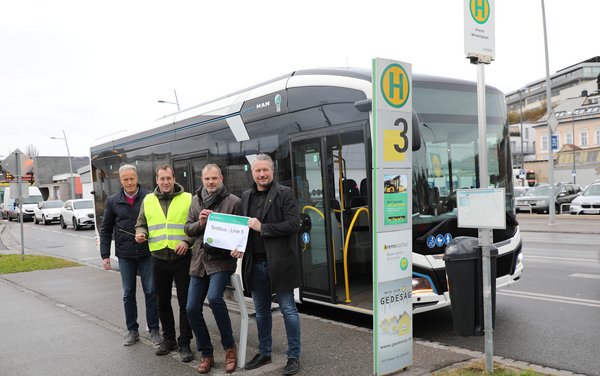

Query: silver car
left=569, top=182, right=600, bottom=215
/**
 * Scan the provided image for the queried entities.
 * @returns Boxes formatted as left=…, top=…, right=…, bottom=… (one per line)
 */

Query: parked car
left=3, top=186, right=44, bottom=221
left=34, top=200, right=64, bottom=225
left=59, top=199, right=95, bottom=230
left=515, top=183, right=581, bottom=214
left=569, top=182, right=600, bottom=215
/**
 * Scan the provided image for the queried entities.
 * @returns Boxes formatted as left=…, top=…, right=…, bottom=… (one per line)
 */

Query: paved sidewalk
left=0, top=222, right=583, bottom=375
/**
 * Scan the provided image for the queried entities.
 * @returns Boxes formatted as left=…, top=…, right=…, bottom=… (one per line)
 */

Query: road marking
left=570, top=273, right=600, bottom=280
left=499, top=290, right=600, bottom=308
left=521, top=238, right=600, bottom=246
left=525, top=255, right=599, bottom=263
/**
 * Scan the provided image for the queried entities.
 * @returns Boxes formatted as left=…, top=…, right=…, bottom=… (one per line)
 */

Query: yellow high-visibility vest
left=143, top=192, right=192, bottom=251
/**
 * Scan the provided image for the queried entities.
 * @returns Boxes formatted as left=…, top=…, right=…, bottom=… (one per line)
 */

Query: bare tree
left=25, top=144, right=39, bottom=158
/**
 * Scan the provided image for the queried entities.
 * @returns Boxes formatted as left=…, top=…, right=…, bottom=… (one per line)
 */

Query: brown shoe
left=224, top=346, right=237, bottom=374
left=197, top=355, right=214, bottom=374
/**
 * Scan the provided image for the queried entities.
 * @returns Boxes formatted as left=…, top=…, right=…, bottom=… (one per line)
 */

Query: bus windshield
left=412, top=82, right=511, bottom=225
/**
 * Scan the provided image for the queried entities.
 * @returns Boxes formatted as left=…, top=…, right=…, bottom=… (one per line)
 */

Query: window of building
left=566, top=132, right=573, bottom=145
left=542, top=135, right=548, bottom=150
left=581, top=131, right=588, bottom=146
left=595, top=129, right=600, bottom=145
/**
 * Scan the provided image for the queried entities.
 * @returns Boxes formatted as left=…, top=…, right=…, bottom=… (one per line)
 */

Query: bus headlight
left=516, top=250, right=523, bottom=268
left=412, top=277, right=434, bottom=294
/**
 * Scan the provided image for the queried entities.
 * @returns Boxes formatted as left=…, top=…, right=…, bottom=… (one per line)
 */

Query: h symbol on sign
left=387, top=72, right=403, bottom=99
left=473, top=0, right=486, bottom=18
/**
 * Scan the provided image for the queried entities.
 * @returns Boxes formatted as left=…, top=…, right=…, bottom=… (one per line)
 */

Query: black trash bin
left=443, top=236, right=497, bottom=336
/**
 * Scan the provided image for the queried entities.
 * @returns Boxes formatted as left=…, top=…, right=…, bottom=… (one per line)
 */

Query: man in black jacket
left=231, top=154, right=302, bottom=375
left=100, top=164, right=162, bottom=347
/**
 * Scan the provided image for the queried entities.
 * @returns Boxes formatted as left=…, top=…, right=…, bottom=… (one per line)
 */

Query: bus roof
left=91, top=67, right=499, bottom=152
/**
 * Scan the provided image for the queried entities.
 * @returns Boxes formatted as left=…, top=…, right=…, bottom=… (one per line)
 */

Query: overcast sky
left=1, top=0, right=598, bottom=158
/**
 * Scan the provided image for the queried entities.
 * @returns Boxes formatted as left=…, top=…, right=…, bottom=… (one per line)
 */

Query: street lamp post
left=541, top=0, right=556, bottom=224
left=51, top=129, right=75, bottom=200
left=571, top=113, right=576, bottom=184
left=519, top=89, right=525, bottom=186
left=158, top=89, right=180, bottom=111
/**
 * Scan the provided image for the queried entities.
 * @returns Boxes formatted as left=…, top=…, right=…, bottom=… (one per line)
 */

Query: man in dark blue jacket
left=100, top=164, right=162, bottom=347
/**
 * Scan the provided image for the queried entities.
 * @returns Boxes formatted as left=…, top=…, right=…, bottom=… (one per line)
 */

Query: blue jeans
left=186, top=272, right=235, bottom=357
left=118, top=255, right=159, bottom=332
left=251, top=260, right=301, bottom=359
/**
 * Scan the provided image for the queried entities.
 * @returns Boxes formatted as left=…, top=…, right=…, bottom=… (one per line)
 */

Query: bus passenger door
left=292, top=137, right=333, bottom=303
left=173, top=155, right=208, bottom=194
left=291, top=128, right=371, bottom=309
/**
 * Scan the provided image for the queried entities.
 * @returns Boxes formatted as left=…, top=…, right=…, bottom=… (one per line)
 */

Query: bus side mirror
left=412, top=111, right=422, bottom=151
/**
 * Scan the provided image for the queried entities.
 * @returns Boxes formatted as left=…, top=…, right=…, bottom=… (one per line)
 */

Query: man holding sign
left=184, top=164, right=242, bottom=374
left=231, top=154, right=302, bottom=375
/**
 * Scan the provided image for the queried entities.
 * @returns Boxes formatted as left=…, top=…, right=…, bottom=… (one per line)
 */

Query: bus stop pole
left=476, top=62, right=494, bottom=373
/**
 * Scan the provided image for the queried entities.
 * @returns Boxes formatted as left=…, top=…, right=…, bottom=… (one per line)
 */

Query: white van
left=2, top=186, right=44, bottom=222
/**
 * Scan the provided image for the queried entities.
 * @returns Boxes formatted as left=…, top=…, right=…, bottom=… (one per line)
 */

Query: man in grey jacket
left=184, top=163, right=241, bottom=374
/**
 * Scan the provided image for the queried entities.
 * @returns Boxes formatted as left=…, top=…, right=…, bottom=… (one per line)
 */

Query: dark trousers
left=152, top=256, right=192, bottom=346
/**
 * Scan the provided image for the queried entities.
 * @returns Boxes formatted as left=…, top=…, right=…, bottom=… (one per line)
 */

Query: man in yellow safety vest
left=135, top=165, right=195, bottom=363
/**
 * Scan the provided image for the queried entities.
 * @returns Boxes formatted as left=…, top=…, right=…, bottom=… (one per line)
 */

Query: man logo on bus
left=470, top=0, right=490, bottom=24
left=274, top=94, right=282, bottom=112
left=380, top=63, right=410, bottom=108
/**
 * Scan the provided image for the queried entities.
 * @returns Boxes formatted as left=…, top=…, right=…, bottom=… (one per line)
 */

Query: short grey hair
left=119, top=164, right=137, bottom=174
left=202, top=163, right=222, bottom=176
left=251, top=153, right=274, bottom=171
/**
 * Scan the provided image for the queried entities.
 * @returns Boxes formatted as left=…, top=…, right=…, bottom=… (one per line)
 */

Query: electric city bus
left=91, top=67, right=523, bottom=314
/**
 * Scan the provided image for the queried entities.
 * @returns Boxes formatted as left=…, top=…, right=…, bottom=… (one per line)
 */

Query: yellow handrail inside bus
left=302, top=205, right=324, bottom=220
left=343, top=207, right=370, bottom=303
left=301, top=205, right=338, bottom=284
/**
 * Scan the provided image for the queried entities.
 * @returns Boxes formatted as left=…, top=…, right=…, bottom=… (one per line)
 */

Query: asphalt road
left=4, top=217, right=600, bottom=375
left=414, top=228, right=600, bottom=376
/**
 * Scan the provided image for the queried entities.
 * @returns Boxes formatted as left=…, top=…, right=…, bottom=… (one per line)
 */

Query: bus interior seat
left=342, top=179, right=359, bottom=209
left=359, top=178, right=368, bottom=198
left=350, top=196, right=367, bottom=208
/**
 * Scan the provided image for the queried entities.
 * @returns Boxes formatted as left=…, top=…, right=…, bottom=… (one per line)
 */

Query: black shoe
left=155, top=340, right=177, bottom=355
left=244, top=353, right=272, bottom=370
left=179, top=344, right=194, bottom=363
left=283, top=358, right=300, bottom=375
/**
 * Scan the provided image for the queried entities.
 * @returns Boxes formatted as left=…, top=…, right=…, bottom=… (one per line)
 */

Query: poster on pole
left=457, top=188, right=506, bottom=229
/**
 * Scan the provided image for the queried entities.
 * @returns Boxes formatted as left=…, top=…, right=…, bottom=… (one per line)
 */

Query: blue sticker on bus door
left=302, top=232, right=310, bottom=244
left=436, top=234, right=445, bottom=247
left=444, top=233, right=453, bottom=245
left=427, top=235, right=436, bottom=249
